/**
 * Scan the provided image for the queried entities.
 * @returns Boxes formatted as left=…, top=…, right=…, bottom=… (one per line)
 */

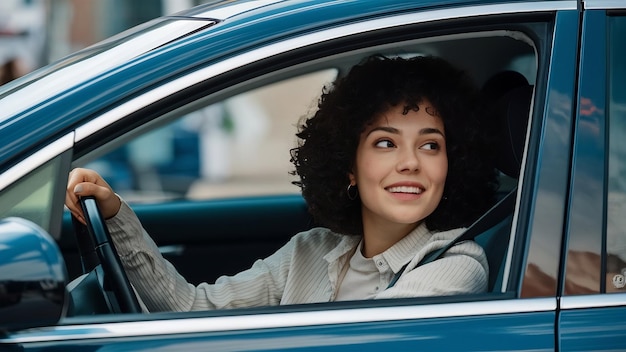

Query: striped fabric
left=107, top=201, right=488, bottom=312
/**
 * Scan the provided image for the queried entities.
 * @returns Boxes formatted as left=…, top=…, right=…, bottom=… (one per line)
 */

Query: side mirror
left=0, top=217, right=67, bottom=331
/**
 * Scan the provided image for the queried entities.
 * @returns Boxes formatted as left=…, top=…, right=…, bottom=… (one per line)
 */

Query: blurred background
left=1, top=0, right=211, bottom=83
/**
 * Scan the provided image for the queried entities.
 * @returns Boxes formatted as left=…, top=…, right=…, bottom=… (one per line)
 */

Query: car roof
left=0, top=0, right=548, bottom=168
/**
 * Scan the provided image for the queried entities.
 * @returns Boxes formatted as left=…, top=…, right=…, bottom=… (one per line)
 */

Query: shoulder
left=425, top=227, right=488, bottom=273
left=428, top=227, right=484, bottom=255
left=429, top=227, right=465, bottom=241
left=290, top=227, right=348, bottom=249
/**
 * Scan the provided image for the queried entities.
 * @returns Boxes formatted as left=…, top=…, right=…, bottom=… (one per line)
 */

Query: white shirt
left=335, top=240, right=394, bottom=301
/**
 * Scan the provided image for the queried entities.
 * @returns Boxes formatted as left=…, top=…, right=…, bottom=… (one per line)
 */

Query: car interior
left=58, top=27, right=538, bottom=317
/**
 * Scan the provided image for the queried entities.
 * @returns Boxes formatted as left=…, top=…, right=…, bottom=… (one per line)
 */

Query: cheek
left=355, top=150, right=383, bottom=180
left=433, top=158, right=448, bottom=187
left=356, top=159, right=382, bottom=184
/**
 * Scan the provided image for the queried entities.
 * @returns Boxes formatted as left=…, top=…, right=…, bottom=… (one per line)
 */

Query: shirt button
left=377, top=261, right=384, bottom=266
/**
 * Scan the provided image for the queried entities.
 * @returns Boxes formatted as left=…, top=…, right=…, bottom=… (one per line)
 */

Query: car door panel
left=12, top=299, right=556, bottom=351
left=560, top=298, right=626, bottom=351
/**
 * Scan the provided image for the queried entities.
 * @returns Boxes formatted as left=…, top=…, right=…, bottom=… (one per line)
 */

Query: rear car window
left=606, top=15, right=626, bottom=293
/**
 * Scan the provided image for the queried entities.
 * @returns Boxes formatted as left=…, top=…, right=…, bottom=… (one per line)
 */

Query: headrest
left=494, top=85, right=533, bottom=178
left=482, top=70, right=529, bottom=100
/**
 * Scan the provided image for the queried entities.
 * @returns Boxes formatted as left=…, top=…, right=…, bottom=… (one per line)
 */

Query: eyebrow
left=366, top=126, right=445, bottom=138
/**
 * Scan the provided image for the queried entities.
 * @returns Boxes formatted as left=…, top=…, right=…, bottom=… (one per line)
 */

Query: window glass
left=85, top=69, right=338, bottom=203
left=0, top=156, right=64, bottom=233
left=606, top=16, right=626, bottom=293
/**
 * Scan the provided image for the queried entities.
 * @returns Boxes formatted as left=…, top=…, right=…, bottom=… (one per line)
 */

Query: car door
left=1, top=1, right=581, bottom=350
left=558, top=1, right=626, bottom=350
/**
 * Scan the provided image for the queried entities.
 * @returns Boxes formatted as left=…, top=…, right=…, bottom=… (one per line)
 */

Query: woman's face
left=350, top=101, right=448, bottom=231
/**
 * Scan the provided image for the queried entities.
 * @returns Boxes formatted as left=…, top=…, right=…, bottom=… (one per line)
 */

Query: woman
left=66, top=55, right=498, bottom=312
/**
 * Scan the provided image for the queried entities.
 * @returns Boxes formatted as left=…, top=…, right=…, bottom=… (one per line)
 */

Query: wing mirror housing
left=0, top=217, right=67, bottom=331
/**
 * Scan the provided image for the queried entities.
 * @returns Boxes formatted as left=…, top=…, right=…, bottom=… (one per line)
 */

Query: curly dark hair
left=291, top=55, right=498, bottom=236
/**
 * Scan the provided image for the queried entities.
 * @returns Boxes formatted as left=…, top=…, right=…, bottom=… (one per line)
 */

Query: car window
left=606, top=15, right=626, bottom=293
left=68, top=28, right=539, bottom=316
left=84, top=69, right=338, bottom=203
left=0, top=154, right=68, bottom=236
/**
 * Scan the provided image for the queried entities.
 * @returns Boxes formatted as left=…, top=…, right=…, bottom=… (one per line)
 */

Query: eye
left=420, top=142, right=440, bottom=151
left=375, top=139, right=395, bottom=148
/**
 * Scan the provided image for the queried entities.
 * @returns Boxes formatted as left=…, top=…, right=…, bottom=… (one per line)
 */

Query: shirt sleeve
left=106, top=199, right=293, bottom=312
left=375, top=240, right=488, bottom=299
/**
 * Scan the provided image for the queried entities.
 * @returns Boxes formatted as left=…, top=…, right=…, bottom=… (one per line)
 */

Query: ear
left=348, top=172, right=356, bottom=186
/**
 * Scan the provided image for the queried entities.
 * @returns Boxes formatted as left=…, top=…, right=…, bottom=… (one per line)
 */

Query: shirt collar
left=322, top=223, right=434, bottom=273
left=375, top=222, right=433, bottom=273
left=323, top=234, right=360, bottom=264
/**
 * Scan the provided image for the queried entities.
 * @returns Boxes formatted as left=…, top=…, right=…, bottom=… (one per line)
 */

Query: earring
left=347, top=184, right=358, bottom=200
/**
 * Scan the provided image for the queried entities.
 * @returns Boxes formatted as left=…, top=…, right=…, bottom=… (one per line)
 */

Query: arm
left=106, top=200, right=291, bottom=311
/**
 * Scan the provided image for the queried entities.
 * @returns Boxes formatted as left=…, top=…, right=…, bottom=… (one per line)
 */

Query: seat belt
left=387, top=187, right=517, bottom=289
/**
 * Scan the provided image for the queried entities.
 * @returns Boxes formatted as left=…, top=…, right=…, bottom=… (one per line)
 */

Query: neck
left=361, top=218, right=420, bottom=258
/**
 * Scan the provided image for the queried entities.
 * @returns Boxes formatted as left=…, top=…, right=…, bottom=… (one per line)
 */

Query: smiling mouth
left=386, top=186, right=424, bottom=194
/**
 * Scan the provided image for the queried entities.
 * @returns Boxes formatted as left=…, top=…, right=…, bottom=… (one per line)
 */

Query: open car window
left=65, top=27, right=538, bottom=316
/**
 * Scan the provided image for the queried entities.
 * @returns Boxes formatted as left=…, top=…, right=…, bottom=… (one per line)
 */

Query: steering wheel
left=73, top=196, right=141, bottom=314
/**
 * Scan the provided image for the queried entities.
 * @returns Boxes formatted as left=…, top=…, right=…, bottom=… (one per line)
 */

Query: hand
left=66, top=168, right=121, bottom=225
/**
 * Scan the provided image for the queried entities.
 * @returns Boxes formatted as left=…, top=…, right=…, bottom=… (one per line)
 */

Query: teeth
left=387, top=186, right=422, bottom=194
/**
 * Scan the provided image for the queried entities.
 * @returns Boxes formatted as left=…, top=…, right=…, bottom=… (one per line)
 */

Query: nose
left=396, top=148, right=419, bottom=173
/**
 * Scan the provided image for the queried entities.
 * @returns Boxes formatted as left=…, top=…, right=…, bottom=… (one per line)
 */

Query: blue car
left=1, top=0, right=625, bottom=350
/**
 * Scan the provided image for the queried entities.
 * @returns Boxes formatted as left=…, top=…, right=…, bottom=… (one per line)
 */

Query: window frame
left=69, top=23, right=545, bottom=293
